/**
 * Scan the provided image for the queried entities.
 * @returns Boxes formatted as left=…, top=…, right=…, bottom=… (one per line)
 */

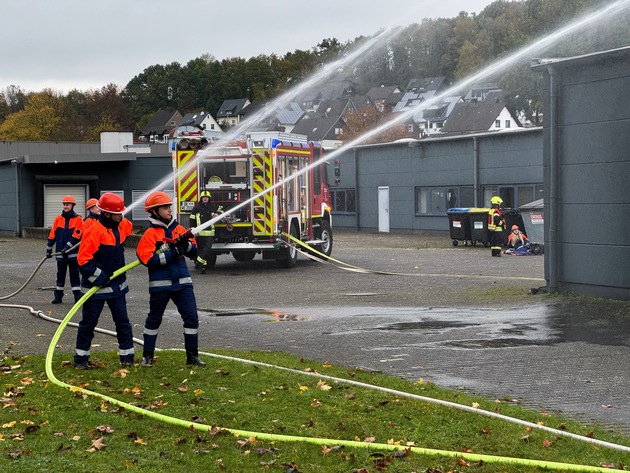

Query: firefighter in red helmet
left=74, top=193, right=135, bottom=370
left=136, top=191, right=206, bottom=367
left=46, top=195, right=83, bottom=304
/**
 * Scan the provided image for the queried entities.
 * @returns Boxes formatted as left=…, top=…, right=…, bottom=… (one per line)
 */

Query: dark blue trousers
left=75, top=293, right=134, bottom=364
left=143, top=286, right=199, bottom=353
left=55, top=259, right=81, bottom=301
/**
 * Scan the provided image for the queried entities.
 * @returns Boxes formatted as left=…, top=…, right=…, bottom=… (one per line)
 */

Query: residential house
left=465, top=82, right=502, bottom=102
left=178, top=111, right=223, bottom=134
left=296, top=79, right=357, bottom=112
left=137, top=110, right=182, bottom=143
left=292, top=95, right=373, bottom=148
left=366, top=85, right=402, bottom=113
left=392, top=77, right=458, bottom=135
left=441, top=93, right=522, bottom=134
left=216, top=98, right=251, bottom=127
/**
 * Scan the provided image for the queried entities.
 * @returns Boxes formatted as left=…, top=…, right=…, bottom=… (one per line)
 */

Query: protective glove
left=170, top=245, right=182, bottom=259
left=94, top=271, right=113, bottom=287
left=46, top=249, right=52, bottom=259
left=60, top=248, right=69, bottom=258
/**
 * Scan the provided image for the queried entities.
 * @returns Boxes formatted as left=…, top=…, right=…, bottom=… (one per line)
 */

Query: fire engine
left=173, top=131, right=333, bottom=268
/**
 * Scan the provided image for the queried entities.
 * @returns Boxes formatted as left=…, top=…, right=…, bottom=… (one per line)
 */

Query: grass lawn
left=2, top=346, right=629, bottom=472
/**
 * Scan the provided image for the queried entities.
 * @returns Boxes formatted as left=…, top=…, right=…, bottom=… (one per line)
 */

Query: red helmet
left=97, top=193, right=126, bottom=214
left=145, top=191, right=173, bottom=212
left=85, top=198, right=99, bottom=210
left=62, top=195, right=76, bottom=205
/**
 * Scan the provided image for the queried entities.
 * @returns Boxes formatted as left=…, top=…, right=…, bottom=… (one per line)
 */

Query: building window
left=408, top=124, right=414, bottom=133
left=331, top=189, right=356, bottom=214
left=495, top=119, right=501, bottom=128
left=415, top=186, right=475, bottom=215
left=483, top=184, right=543, bottom=208
left=505, top=119, right=511, bottom=128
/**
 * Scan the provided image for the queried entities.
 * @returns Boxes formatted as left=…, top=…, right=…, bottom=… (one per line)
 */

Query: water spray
left=180, top=0, right=630, bottom=240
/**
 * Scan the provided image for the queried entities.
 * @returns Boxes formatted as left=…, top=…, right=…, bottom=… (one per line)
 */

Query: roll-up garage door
left=44, top=185, right=88, bottom=228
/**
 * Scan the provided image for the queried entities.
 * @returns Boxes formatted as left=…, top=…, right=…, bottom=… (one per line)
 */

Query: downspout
left=473, top=137, right=480, bottom=207
left=354, top=147, right=360, bottom=232
left=547, top=66, right=559, bottom=293
left=12, top=158, right=21, bottom=237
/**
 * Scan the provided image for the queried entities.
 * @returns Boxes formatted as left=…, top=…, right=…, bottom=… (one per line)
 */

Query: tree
left=0, top=89, right=66, bottom=141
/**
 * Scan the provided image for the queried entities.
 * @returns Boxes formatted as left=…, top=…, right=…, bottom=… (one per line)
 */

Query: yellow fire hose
left=37, top=258, right=628, bottom=471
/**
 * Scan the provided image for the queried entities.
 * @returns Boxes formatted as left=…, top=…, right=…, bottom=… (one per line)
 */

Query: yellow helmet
left=491, top=196, right=503, bottom=205
left=200, top=190, right=212, bottom=199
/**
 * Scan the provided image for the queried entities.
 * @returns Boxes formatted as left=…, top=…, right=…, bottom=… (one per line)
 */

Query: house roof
left=296, top=79, right=357, bottom=103
left=366, top=85, right=401, bottom=101
left=405, top=76, right=447, bottom=92
left=291, top=114, right=342, bottom=141
left=276, top=102, right=305, bottom=125
left=179, top=111, right=212, bottom=128
left=139, top=110, right=182, bottom=136
left=411, top=96, right=462, bottom=123
left=216, top=98, right=250, bottom=117
left=441, top=100, right=509, bottom=133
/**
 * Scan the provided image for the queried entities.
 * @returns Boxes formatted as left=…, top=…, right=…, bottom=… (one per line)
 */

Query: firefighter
left=190, top=190, right=222, bottom=274
left=74, top=193, right=135, bottom=369
left=488, top=196, right=506, bottom=257
left=136, top=191, right=206, bottom=367
left=46, top=195, right=83, bottom=304
left=82, top=198, right=101, bottom=233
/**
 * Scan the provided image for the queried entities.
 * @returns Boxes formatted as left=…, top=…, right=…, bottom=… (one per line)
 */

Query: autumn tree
left=0, top=89, right=66, bottom=141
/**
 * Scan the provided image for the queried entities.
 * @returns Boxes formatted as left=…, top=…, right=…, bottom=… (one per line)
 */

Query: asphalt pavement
left=1, top=230, right=629, bottom=437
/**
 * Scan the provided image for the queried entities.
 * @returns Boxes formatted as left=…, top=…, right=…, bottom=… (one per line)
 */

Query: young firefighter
left=74, top=193, right=135, bottom=370
left=46, top=195, right=83, bottom=304
left=82, top=198, right=101, bottom=233
left=189, top=190, right=222, bottom=274
left=136, top=191, right=206, bottom=367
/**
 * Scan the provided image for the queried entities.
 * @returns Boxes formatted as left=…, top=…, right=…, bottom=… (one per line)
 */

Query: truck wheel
left=233, top=251, right=256, bottom=262
left=315, top=221, right=333, bottom=257
left=206, top=253, right=217, bottom=269
left=277, top=224, right=299, bottom=268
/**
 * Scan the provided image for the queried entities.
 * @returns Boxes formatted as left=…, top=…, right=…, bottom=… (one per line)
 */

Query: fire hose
left=1, top=236, right=628, bottom=469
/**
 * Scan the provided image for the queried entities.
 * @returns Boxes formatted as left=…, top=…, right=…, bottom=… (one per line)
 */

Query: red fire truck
left=173, top=131, right=333, bottom=268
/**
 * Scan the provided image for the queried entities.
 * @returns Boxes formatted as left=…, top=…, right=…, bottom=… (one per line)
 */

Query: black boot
left=120, top=354, right=134, bottom=367
left=186, top=349, right=206, bottom=367
left=141, top=351, right=154, bottom=367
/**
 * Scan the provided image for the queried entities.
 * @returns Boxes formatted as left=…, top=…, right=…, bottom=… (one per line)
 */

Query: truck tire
left=277, top=224, right=299, bottom=268
left=206, top=253, right=217, bottom=269
left=314, top=221, right=333, bottom=258
left=233, top=251, right=256, bottom=262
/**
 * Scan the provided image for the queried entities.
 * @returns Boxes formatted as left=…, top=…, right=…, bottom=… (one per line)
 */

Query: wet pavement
left=1, top=231, right=629, bottom=436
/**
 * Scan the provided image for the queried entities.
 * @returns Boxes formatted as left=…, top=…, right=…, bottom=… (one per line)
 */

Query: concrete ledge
left=22, top=227, right=142, bottom=248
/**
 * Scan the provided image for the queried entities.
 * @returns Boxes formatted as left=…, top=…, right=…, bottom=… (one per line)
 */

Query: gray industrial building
left=533, top=46, right=630, bottom=300
left=330, top=128, right=543, bottom=233
left=0, top=137, right=173, bottom=235
left=0, top=47, right=628, bottom=301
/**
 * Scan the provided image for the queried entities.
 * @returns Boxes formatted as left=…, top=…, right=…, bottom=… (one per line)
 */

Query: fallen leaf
left=310, top=399, right=322, bottom=407
left=317, top=380, right=332, bottom=391
left=364, top=436, right=376, bottom=443
left=86, top=436, right=107, bottom=452
left=299, top=385, right=308, bottom=393
left=542, top=439, right=552, bottom=448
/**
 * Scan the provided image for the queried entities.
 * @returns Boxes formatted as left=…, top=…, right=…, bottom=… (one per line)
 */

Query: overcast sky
left=1, top=1, right=494, bottom=93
